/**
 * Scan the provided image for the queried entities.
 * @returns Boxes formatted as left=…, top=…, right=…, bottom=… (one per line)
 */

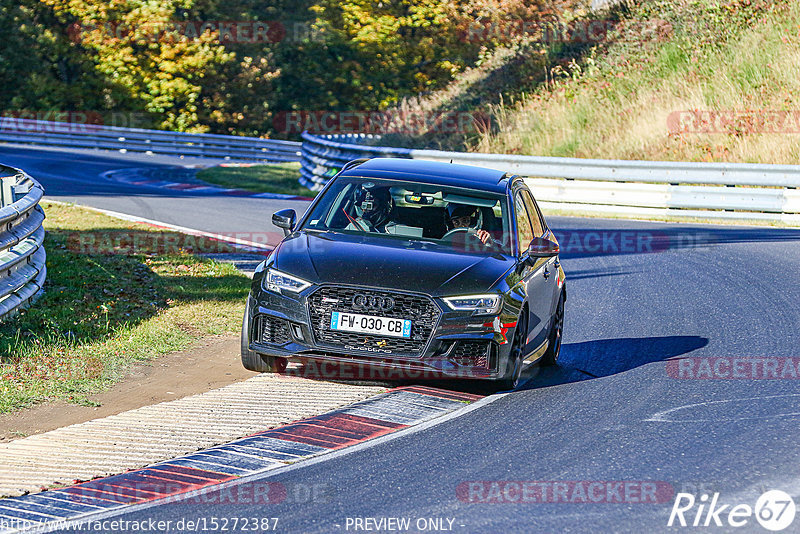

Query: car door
left=512, top=189, right=550, bottom=352
left=521, top=188, right=561, bottom=320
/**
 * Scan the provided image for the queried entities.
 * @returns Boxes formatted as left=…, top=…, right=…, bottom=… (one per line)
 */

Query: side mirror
left=527, top=237, right=560, bottom=258
left=272, top=209, right=296, bottom=236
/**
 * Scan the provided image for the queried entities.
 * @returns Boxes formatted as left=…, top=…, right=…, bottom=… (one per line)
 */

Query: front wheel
left=540, top=292, right=565, bottom=366
left=496, top=310, right=528, bottom=391
left=241, top=309, right=288, bottom=373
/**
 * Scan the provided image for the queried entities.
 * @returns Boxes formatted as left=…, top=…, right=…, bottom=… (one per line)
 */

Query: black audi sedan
left=241, top=158, right=566, bottom=389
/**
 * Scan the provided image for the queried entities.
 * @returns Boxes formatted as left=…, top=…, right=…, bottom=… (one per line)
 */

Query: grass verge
left=0, top=202, right=252, bottom=413
left=196, top=162, right=316, bottom=197
left=476, top=0, right=800, bottom=163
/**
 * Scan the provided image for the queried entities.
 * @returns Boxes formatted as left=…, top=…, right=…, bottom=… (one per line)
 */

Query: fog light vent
left=290, top=323, right=304, bottom=341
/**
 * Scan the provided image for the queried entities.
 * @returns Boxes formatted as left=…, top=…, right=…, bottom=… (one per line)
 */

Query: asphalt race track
left=0, top=144, right=308, bottom=240
left=4, top=145, right=799, bottom=532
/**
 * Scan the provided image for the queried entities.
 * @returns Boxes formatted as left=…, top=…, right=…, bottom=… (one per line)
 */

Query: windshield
left=300, top=177, right=512, bottom=255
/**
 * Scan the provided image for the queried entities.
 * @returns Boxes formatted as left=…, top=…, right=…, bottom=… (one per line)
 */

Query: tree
left=37, top=0, right=236, bottom=131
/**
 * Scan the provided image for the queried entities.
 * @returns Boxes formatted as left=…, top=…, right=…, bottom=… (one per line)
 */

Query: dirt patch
left=0, top=335, right=254, bottom=442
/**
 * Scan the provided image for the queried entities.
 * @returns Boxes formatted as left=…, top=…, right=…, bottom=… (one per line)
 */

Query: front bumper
left=246, top=283, right=519, bottom=380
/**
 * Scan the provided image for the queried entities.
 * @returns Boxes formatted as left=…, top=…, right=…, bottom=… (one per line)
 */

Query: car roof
left=337, top=157, right=510, bottom=194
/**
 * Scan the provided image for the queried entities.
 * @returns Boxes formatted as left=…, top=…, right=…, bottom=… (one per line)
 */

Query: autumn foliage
left=0, top=0, right=585, bottom=136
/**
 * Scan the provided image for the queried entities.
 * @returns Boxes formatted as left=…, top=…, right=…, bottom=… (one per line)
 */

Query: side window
left=521, top=189, right=546, bottom=237
left=514, top=193, right=535, bottom=253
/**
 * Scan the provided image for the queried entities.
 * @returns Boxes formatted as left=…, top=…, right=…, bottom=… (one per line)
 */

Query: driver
left=445, top=203, right=494, bottom=245
left=344, top=186, right=394, bottom=232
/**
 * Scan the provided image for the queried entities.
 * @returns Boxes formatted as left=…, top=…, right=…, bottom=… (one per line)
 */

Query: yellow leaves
left=35, top=0, right=234, bottom=132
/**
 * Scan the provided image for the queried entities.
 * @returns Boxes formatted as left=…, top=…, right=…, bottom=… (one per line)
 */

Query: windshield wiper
left=404, top=239, right=441, bottom=249
left=304, top=228, right=344, bottom=240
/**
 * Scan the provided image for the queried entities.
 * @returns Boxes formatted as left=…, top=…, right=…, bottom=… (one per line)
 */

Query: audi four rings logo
left=352, top=294, right=395, bottom=311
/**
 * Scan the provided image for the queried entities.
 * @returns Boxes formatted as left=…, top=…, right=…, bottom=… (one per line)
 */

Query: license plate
left=330, top=311, right=412, bottom=338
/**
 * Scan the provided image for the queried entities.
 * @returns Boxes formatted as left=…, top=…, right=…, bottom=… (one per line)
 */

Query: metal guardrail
left=299, top=133, right=411, bottom=189
left=0, top=117, right=302, bottom=162
left=300, top=132, right=800, bottom=224
left=0, top=165, right=46, bottom=321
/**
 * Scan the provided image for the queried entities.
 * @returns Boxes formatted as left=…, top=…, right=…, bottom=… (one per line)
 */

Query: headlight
left=265, top=268, right=312, bottom=294
left=443, top=294, right=502, bottom=314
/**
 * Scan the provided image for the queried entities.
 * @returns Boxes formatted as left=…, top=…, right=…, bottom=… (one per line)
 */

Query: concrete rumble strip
left=0, top=375, right=386, bottom=497
left=0, top=386, right=484, bottom=533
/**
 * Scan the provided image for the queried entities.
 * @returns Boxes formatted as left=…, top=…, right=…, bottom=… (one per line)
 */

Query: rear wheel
left=540, top=292, right=565, bottom=366
left=241, top=309, right=288, bottom=373
left=496, top=310, right=528, bottom=391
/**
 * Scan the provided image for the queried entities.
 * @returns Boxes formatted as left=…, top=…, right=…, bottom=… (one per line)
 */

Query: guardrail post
left=0, top=176, right=14, bottom=207
left=12, top=175, right=31, bottom=202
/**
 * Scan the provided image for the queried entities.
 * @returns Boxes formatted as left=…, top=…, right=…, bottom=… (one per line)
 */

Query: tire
left=540, top=292, right=565, bottom=366
left=496, top=309, right=528, bottom=391
left=240, top=308, right=288, bottom=373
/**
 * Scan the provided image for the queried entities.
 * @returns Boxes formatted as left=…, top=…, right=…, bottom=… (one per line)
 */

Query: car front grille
left=307, top=286, right=440, bottom=357
left=450, top=340, right=492, bottom=370
left=257, top=315, right=291, bottom=346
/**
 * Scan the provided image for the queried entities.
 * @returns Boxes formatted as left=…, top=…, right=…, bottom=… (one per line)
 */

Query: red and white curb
left=0, top=386, right=482, bottom=533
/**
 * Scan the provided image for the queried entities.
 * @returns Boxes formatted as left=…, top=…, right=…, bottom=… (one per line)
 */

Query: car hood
left=272, top=232, right=514, bottom=296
